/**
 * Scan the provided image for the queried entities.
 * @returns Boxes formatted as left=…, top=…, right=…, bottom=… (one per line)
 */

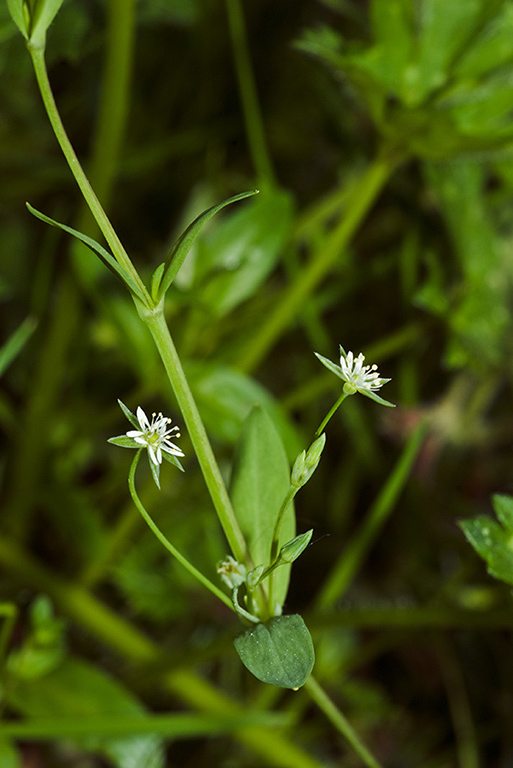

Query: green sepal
left=160, top=451, right=184, bottom=473
left=156, top=190, right=258, bottom=301
left=314, top=351, right=344, bottom=379
left=107, top=436, right=138, bottom=449
left=26, top=204, right=149, bottom=305
left=234, top=614, right=315, bottom=689
left=116, top=399, right=139, bottom=429
left=359, top=389, right=396, bottom=408
left=149, top=458, right=161, bottom=490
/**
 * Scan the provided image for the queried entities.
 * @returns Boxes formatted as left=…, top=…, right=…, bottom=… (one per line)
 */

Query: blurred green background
left=2, top=0, right=513, bottom=766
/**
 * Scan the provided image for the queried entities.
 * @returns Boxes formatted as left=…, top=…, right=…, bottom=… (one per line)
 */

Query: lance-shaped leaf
left=6, top=0, right=30, bottom=39
left=28, top=0, right=66, bottom=48
left=155, top=190, right=258, bottom=301
left=27, top=204, right=149, bottom=305
left=230, top=406, right=295, bottom=609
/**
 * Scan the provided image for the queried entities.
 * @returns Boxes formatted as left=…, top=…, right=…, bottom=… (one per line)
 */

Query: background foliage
left=2, top=0, right=513, bottom=766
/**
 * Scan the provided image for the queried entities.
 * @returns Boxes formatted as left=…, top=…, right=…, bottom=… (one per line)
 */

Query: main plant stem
left=27, top=43, right=148, bottom=301
left=143, top=308, right=248, bottom=564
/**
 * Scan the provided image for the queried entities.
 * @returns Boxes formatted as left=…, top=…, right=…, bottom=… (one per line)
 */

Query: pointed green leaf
left=157, top=190, right=258, bottom=300
left=230, top=406, right=295, bottom=608
left=26, top=204, right=148, bottom=304
left=234, top=614, right=315, bottom=688
left=28, top=0, right=66, bottom=48
left=151, top=262, right=165, bottom=301
left=6, top=0, right=29, bottom=39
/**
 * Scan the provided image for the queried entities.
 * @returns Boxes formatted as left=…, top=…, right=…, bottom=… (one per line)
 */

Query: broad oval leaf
left=234, top=614, right=315, bottom=689
left=230, top=406, right=295, bottom=609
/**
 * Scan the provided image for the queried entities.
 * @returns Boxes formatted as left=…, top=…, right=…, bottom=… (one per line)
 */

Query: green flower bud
left=278, top=529, right=313, bottom=564
left=246, top=565, right=265, bottom=590
left=291, top=433, right=326, bottom=489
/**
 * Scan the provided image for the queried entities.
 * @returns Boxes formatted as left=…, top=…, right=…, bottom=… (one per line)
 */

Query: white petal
left=136, top=406, right=150, bottom=429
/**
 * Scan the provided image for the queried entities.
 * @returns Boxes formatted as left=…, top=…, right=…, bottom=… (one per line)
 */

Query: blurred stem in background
left=237, top=147, right=404, bottom=373
left=226, top=0, right=275, bottom=187
left=316, top=422, right=426, bottom=610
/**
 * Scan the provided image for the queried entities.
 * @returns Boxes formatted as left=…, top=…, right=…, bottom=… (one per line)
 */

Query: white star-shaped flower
left=315, top=345, right=394, bottom=406
left=108, top=400, right=184, bottom=487
left=126, top=406, right=184, bottom=466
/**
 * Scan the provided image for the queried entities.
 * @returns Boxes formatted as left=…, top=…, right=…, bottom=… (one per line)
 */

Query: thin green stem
left=27, top=43, right=149, bottom=303
left=232, top=586, right=260, bottom=624
left=268, top=486, right=297, bottom=612
left=128, top=451, right=233, bottom=610
left=142, top=309, right=248, bottom=563
left=225, top=0, right=275, bottom=185
left=304, top=676, right=384, bottom=768
left=315, top=392, right=348, bottom=436
left=317, top=421, right=426, bottom=610
left=237, top=148, right=402, bottom=374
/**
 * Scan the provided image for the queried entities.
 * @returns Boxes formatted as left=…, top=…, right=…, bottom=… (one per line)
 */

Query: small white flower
left=339, top=349, right=385, bottom=394
left=126, top=406, right=184, bottom=467
left=315, top=345, right=395, bottom=406
left=217, top=556, right=247, bottom=590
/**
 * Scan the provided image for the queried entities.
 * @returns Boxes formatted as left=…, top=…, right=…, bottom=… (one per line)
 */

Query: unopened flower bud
left=291, top=433, right=326, bottom=489
left=278, top=529, right=313, bottom=564
left=246, top=564, right=265, bottom=589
